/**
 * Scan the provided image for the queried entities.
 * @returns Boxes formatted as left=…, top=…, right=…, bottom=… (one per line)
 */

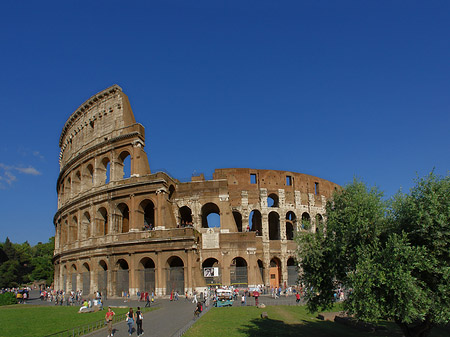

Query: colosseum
left=53, top=85, right=339, bottom=298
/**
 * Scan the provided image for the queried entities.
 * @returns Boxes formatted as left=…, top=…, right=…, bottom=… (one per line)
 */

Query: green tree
left=296, top=173, right=450, bottom=337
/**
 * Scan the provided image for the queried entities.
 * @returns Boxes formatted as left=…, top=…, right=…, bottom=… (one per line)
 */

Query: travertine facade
left=53, top=85, right=339, bottom=297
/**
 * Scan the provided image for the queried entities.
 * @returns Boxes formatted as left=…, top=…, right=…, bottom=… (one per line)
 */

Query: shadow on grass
left=237, top=318, right=403, bottom=337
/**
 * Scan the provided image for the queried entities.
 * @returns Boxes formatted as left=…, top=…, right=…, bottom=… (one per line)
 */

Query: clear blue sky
left=1, top=1, right=449, bottom=244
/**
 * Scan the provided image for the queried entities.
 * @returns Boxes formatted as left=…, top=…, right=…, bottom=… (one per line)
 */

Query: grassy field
left=184, top=305, right=449, bottom=337
left=0, top=305, right=137, bottom=337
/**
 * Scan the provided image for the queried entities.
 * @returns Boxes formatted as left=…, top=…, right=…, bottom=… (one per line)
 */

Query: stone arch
left=70, top=264, right=78, bottom=291
left=202, top=258, right=220, bottom=285
left=166, top=256, right=184, bottom=295
left=267, top=193, right=279, bottom=207
left=230, top=257, right=248, bottom=286
left=82, top=262, right=91, bottom=295
left=269, top=257, right=282, bottom=287
left=168, top=185, right=175, bottom=200
left=286, top=211, right=296, bottom=240
left=62, top=265, right=68, bottom=292
left=81, top=211, right=91, bottom=240
left=287, top=257, right=298, bottom=286
left=118, top=150, right=131, bottom=179
left=73, top=170, right=81, bottom=195
left=316, top=214, right=324, bottom=232
left=71, top=215, right=78, bottom=241
left=116, top=259, right=129, bottom=297
left=257, top=259, right=265, bottom=284
left=101, top=157, right=111, bottom=184
left=117, top=203, right=130, bottom=233
left=249, top=210, right=262, bottom=236
left=301, top=212, right=311, bottom=230
left=201, top=202, right=220, bottom=228
left=98, top=260, right=108, bottom=297
left=269, top=211, right=280, bottom=240
left=139, top=199, right=155, bottom=230
left=83, top=163, right=94, bottom=190
left=233, top=211, right=243, bottom=232
left=139, top=257, right=156, bottom=293
left=179, top=206, right=192, bottom=226
left=96, top=207, right=108, bottom=236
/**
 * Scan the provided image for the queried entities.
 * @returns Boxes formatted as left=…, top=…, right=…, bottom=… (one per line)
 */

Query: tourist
left=105, top=307, right=115, bottom=337
left=126, top=307, right=134, bottom=336
left=135, top=306, right=143, bottom=337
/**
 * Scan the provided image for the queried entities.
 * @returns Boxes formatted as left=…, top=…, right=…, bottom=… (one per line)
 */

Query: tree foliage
left=0, top=237, right=54, bottom=288
left=296, top=172, right=450, bottom=337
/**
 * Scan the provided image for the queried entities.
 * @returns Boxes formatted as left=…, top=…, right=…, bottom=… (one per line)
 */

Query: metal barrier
left=44, top=305, right=157, bottom=337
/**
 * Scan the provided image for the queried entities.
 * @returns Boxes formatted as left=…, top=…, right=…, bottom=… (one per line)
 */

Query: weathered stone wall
left=53, top=86, right=339, bottom=298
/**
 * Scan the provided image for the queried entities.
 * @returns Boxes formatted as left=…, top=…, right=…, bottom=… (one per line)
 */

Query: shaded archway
left=316, top=214, right=324, bottom=232
left=81, top=212, right=91, bottom=240
left=98, top=260, right=108, bottom=298
left=96, top=207, right=108, bottom=236
left=269, top=258, right=281, bottom=288
left=201, top=203, right=220, bottom=228
left=116, top=259, right=129, bottom=297
left=140, top=199, right=155, bottom=230
left=267, top=193, right=279, bottom=207
left=301, top=212, right=311, bottom=230
left=179, top=206, right=192, bottom=227
left=249, top=210, right=262, bottom=236
left=139, top=257, right=155, bottom=293
left=117, top=203, right=130, bottom=233
left=82, top=263, right=90, bottom=295
left=71, top=264, right=77, bottom=291
left=257, top=259, right=264, bottom=284
left=202, top=258, right=220, bottom=285
left=70, top=216, right=78, bottom=241
left=287, top=257, right=298, bottom=286
left=233, top=211, right=243, bottom=232
left=118, top=151, right=131, bottom=179
left=230, top=257, right=247, bottom=286
left=269, top=211, right=280, bottom=240
left=101, top=157, right=111, bottom=184
left=286, top=211, right=296, bottom=240
left=166, top=256, right=184, bottom=295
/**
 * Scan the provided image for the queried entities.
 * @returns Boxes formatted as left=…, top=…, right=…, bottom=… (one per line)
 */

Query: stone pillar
left=156, top=252, right=164, bottom=296
left=129, top=255, right=137, bottom=296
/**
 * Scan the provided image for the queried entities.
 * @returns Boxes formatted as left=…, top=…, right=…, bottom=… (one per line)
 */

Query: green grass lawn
left=184, top=305, right=449, bottom=337
left=0, top=305, right=144, bottom=337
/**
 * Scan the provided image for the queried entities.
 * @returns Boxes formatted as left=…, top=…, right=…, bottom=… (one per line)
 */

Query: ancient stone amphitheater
left=53, top=85, right=339, bottom=298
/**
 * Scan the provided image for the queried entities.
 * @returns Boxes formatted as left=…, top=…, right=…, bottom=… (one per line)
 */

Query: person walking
left=105, top=307, right=115, bottom=337
left=135, top=306, right=143, bottom=336
left=126, top=308, right=134, bottom=336
left=145, top=292, right=150, bottom=307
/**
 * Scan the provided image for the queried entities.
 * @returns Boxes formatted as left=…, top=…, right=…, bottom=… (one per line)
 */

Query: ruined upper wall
left=58, top=85, right=142, bottom=170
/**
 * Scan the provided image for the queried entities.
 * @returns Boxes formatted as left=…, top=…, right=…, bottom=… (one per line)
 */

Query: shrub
left=0, top=292, right=18, bottom=306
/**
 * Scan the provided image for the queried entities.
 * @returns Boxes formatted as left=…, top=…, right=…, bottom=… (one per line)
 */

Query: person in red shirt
left=105, top=307, right=115, bottom=336
left=296, top=292, right=301, bottom=304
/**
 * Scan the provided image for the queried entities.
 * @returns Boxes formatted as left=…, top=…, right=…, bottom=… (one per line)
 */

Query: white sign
left=203, top=267, right=219, bottom=277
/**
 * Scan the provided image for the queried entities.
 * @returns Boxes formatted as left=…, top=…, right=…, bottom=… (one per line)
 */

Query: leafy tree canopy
left=296, top=172, right=450, bottom=337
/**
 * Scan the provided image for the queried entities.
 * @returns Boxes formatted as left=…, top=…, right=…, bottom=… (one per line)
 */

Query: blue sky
left=0, top=1, right=449, bottom=244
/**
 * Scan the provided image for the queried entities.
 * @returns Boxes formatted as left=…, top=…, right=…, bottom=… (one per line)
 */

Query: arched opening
left=286, top=211, right=296, bottom=240
left=81, top=212, right=91, bottom=240
left=118, top=203, right=130, bottom=233
left=139, top=257, right=155, bottom=293
left=73, top=171, right=81, bottom=195
left=96, top=207, right=108, bottom=236
left=98, top=260, right=108, bottom=298
left=84, top=164, right=94, bottom=190
left=269, top=212, right=280, bottom=240
left=82, top=263, right=90, bottom=295
left=140, top=200, right=155, bottom=230
left=119, top=151, right=131, bottom=179
left=101, top=157, right=110, bottom=184
left=257, top=259, right=264, bottom=284
left=249, top=210, right=262, bottom=236
left=202, top=258, right=220, bottom=285
left=63, top=265, right=67, bottom=293
left=179, top=206, right=193, bottom=227
left=201, top=203, right=220, bottom=228
left=116, top=259, right=129, bottom=297
left=302, top=212, right=311, bottom=231
left=269, top=257, right=282, bottom=288
left=168, top=185, right=175, bottom=200
left=287, top=258, right=298, bottom=286
left=233, top=211, right=243, bottom=232
left=230, top=257, right=247, bottom=286
left=267, top=193, right=279, bottom=207
left=166, top=256, right=184, bottom=295
left=316, top=214, right=324, bottom=232
left=70, top=216, right=78, bottom=241
left=71, top=264, right=77, bottom=291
